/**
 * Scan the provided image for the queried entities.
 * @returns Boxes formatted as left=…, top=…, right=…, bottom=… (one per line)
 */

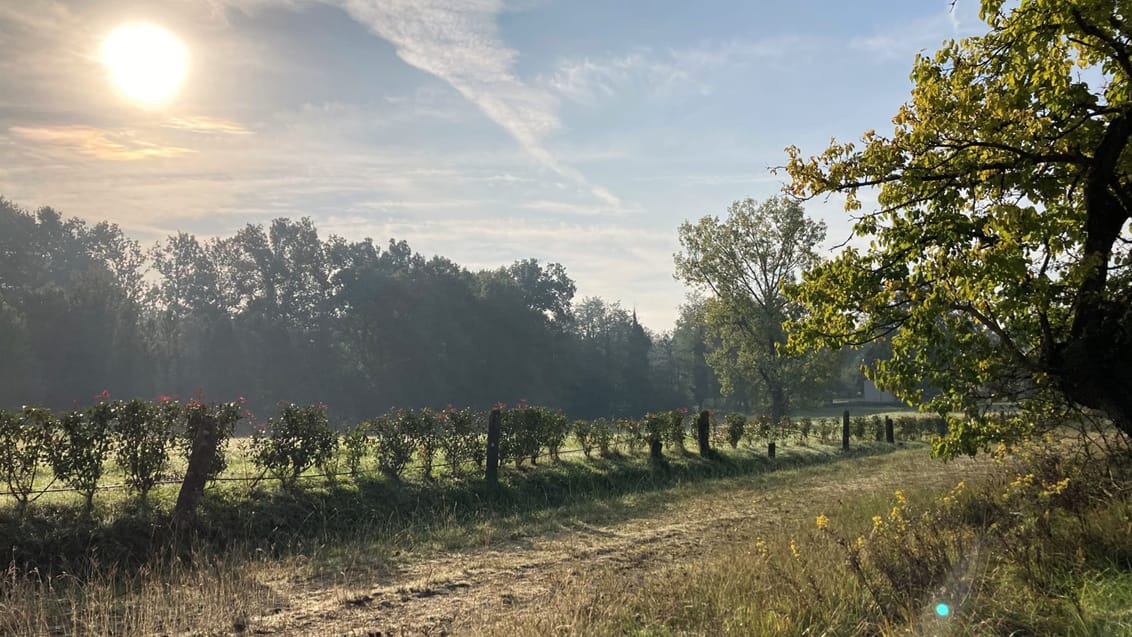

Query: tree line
left=0, top=197, right=860, bottom=425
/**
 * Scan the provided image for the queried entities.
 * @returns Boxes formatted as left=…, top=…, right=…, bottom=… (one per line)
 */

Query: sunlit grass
left=0, top=437, right=917, bottom=634
left=464, top=438, right=1132, bottom=637
left=6, top=431, right=1128, bottom=636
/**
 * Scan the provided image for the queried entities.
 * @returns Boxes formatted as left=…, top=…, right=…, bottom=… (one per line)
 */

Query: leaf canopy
left=784, top=0, right=1132, bottom=446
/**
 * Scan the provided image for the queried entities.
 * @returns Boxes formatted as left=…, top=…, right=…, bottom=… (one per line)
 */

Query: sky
left=0, top=0, right=988, bottom=331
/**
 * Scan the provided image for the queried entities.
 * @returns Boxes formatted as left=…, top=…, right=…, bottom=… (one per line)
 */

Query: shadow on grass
left=0, top=441, right=922, bottom=573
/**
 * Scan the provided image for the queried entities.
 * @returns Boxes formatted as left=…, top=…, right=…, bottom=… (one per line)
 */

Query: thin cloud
left=589, top=186, right=624, bottom=209
left=325, top=0, right=622, bottom=209
left=356, top=198, right=486, bottom=211
left=850, top=6, right=983, bottom=62
left=544, top=37, right=812, bottom=105
left=9, top=125, right=195, bottom=161
left=480, top=172, right=531, bottom=184
left=546, top=51, right=654, bottom=104
left=163, top=115, right=252, bottom=135
left=633, top=172, right=783, bottom=186
left=207, top=0, right=629, bottom=211
left=522, top=199, right=623, bottom=217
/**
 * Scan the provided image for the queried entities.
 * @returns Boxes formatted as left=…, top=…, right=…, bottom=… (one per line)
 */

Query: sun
left=101, top=23, right=188, bottom=107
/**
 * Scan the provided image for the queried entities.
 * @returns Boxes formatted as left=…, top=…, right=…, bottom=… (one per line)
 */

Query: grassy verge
left=0, top=440, right=924, bottom=635
left=468, top=438, right=1132, bottom=636
left=0, top=440, right=911, bottom=572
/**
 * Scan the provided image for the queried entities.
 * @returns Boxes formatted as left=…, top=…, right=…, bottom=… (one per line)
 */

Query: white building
left=863, top=377, right=899, bottom=403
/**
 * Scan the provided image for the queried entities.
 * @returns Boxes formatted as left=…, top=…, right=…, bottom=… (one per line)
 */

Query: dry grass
left=0, top=550, right=283, bottom=636
left=1, top=442, right=935, bottom=636
left=460, top=438, right=1132, bottom=637
left=5, top=436, right=1129, bottom=636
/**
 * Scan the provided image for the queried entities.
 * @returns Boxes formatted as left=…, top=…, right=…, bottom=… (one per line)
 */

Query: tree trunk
left=758, top=355, right=789, bottom=434
left=768, top=385, right=787, bottom=433
left=1054, top=112, right=1132, bottom=437
left=696, top=410, right=711, bottom=458
left=1056, top=332, right=1132, bottom=437
left=173, top=419, right=221, bottom=530
left=485, top=408, right=500, bottom=486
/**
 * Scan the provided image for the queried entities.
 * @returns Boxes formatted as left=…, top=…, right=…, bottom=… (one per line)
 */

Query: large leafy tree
left=674, top=197, right=832, bottom=424
left=784, top=0, right=1132, bottom=440
left=0, top=200, right=150, bottom=406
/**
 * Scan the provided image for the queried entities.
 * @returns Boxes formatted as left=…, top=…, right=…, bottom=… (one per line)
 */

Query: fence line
left=1, top=434, right=798, bottom=499
left=0, top=416, right=941, bottom=501
left=0, top=445, right=600, bottom=500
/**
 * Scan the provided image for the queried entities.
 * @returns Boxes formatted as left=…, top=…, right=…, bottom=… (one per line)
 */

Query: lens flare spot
left=935, top=603, right=950, bottom=617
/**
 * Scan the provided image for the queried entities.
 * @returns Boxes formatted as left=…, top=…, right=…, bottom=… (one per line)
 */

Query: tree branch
left=951, top=301, right=1038, bottom=373
left=1070, top=8, right=1132, bottom=81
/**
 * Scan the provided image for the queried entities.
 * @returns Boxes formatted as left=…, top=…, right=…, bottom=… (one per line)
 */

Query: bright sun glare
left=101, top=23, right=188, bottom=107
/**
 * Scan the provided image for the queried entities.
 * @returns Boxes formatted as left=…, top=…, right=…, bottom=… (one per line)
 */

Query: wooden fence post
left=767, top=441, right=776, bottom=458
left=696, top=410, right=711, bottom=458
left=486, top=408, right=501, bottom=486
left=842, top=409, right=851, bottom=451
left=173, top=418, right=220, bottom=530
left=885, top=416, right=895, bottom=443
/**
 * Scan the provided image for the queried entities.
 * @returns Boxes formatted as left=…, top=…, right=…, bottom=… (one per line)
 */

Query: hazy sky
left=0, top=1, right=986, bottom=330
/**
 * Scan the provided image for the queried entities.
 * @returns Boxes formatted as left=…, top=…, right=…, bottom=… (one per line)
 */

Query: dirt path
left=243, top=450, right=987, bottom=636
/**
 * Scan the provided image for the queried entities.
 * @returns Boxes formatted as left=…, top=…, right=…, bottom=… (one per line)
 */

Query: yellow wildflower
left=789, top=538, right=801, bottom=560
left=1041, top=477, right=1071, bottom=497
left=992, top=442, right=1009, bottom=462
left=816, top=514, right=829, bottom=530
left=755, top=537, right=768, bottom=558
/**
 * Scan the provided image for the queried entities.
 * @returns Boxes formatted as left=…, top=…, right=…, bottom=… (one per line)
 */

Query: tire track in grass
left=242, top=447, right=989, bottom=636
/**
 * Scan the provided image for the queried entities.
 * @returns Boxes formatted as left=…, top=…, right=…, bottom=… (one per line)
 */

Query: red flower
left=493, top=402, right=507, bottom=411
left=159, top=395, right=172, bottom=403
left=678, top=407, right=689, bottom=415
left=95, top=390, right=110, bottom=401
left=316, top=402, right=327, bottom=411
left=517, top=399, right=529, bottom=409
